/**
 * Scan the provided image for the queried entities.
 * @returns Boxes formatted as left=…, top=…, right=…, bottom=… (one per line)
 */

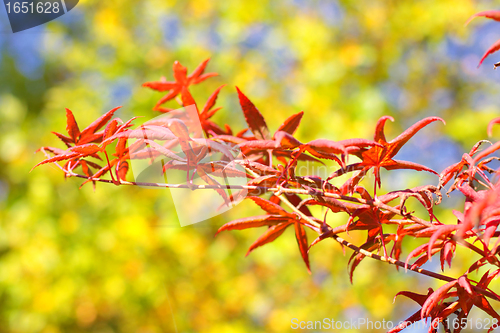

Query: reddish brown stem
left=62, top=170, right=499, bottom=302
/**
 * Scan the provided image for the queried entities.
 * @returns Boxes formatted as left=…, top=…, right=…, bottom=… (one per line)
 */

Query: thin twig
left=63, top=170, right=497, bottom=298
left=68, top=171, right=488, bottom=254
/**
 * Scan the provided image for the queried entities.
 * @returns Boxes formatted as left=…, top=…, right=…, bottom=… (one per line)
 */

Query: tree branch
left=64, top=169, right=499, bottom=300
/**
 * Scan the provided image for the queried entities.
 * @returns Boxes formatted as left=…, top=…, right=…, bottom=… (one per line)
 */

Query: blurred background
left=1, top=0, right=500, bottom=332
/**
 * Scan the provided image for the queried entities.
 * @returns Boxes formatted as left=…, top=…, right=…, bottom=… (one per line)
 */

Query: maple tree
left=33, top=11, right=500, bottom=333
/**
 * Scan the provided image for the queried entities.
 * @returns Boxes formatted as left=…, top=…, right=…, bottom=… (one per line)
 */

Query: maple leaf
left=460, top=182, right=500, bottom=248
left=216, top=196, right=313, bottom=273
left=438, top=140, right=495, bottom=194
left=274, top=111, right=304, bottom=137
left=238, top=130, right=381, bottom=184
left=345, top=187, right=398, bottom=258
left=35, top=106, right=137, bottom=187
left=379, top=185, right=441, bottom=221
left=400, top=281, right=459, bottom=329
left=389, top=289, right=434, bottom=333
left=33, top=143, right=105, bottom=187
left=234, top=89, right=330, bottom=166
left=399, top=275, right=500, bottom=332
left=81, top=136, right=145, bottom=187
left=233, top=90, right=382, bottom=184
left=52, top=107, right=122, bottom=148
left=104, top=113, right=241, bottom=197
left=236, top=87, right=271, bottom=140
left=35, top=143, right=106, bottom=168
left=136, top=123, right=242, bottom=203
left=234, top=89, right=303, bottom=144
left=337, top=116, right=445, bottom=190
left=179, top=85, right=231, bottom=136
left=143, top=59, right=217, bottom=111
left=92, top=130, right=182, bottom=187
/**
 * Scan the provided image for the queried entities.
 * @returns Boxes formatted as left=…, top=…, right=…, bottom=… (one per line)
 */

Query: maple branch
left=37, top=56, right=500, bottom=327
left=277, top=194, right=500, bottom=303
left=65, top=170, right=489, bottom=261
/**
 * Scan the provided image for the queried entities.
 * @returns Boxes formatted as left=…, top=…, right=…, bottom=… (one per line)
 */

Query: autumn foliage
left=34, top=12, right=500, bottom=333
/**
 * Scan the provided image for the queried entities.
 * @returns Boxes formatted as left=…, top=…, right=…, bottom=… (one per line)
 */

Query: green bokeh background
left=1, top=0, right=500, bottom=332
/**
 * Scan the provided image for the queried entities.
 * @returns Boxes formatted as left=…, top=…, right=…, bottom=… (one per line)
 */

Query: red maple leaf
left=216, top=196, right=315, bottom=273
left=52, top=107, right=122, bottom=148
left=34, top=106, right=133, bottom=187
left=143, top=59, right=218, bottom=111
left=336, top=116, right=445, bottom=191
left=179, top=85, right=231, bottom=136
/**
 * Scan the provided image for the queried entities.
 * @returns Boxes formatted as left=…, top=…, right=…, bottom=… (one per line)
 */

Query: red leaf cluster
left=35, top=48, right=500, bottom=331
